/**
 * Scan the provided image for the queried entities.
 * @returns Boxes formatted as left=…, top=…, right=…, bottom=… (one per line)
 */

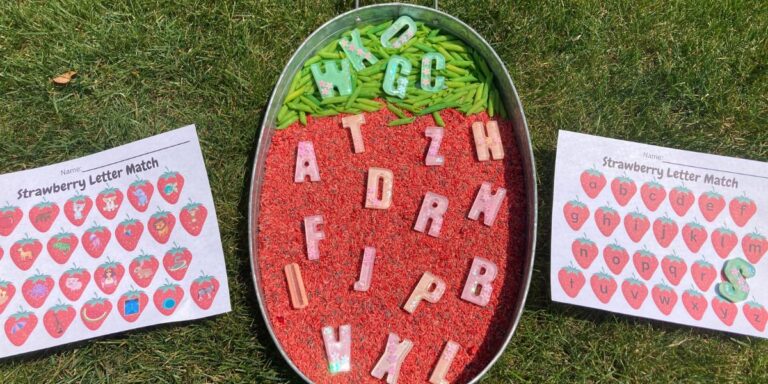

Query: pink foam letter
left=429, top=340, right=461, bottom=384
left=294, top=141, right=320, bottom=182
left=342, top=114, right=366, bottom=153
left=371, top=333, right=413, bottom=384
left=304, top=215, right=325, bottom=260
left=472, top=121, right=504, bottom=161
left=468, top=182, right=507, bottom=226
left=366, top=167, right=394, bottom=209
left=461, top=257, right=498, bottom=306
left=414, top=192, right=449, bottom=237
left=322, top=324, right=351, bottom=374
left=403, top=271, right=446, bottom=313
left=424, top=127, right=445, bottom=166
left=354, top=246, right=376, bottom=291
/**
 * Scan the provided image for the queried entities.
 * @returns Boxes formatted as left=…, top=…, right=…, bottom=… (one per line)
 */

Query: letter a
left=295, top=141, right=320, bottom=183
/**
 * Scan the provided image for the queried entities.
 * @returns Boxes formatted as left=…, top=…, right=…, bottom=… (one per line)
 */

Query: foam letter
left=310, top=60, right=353, bottom=99
left=461, top=257, right=498, bottom=306
left=414, top=192, right=449, bottom=237
left=339, top=29, right=378, bottom=71
left=322, top=324, right=351, bottom=374
left=284, top=263, right=308, bottom=309
left=304, top=215, right=325, bottom=260
left=380, top=16, right=417, bottom=48
left=403, top=272, right=446, bottom=313
left=383, top=55, right=412, bottom=99
left=420, top=52, right=446, bottom=92
left=354, top=246, right=376, bottom=292
left=472, top=121, right=504, bottom=161
left=366, top=168, right=394, bottom=209
left=371, top=333, right=413, bottom=384
left=468, top=182, right=507, bottom=226
left=342, top=114, right=366, bottom=153
left=424, top=127, right=445, bottom=166
left=429, top=341, right=461, bottom=384
left=294, top=141, right=320, bottom=183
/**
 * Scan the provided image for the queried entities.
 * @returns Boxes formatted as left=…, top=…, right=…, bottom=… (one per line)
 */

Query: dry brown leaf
left=52, top=71, right=77, bottom=85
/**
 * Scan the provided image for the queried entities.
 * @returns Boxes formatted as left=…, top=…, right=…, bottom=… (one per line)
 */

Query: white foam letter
left=424, top=127, right=445, bottom=166
left=366, top=168, right=394, bottom=209
left=414, top=192, right=449, bottom=237
left=403, top=272, right=446, bottom=313
left=468, top=182, right=507, bottom=226
left=354, top=246, right=376, bottom=292
left=342, top=114, right=366, bottom=153
left=429, top=341, right=461, bottom=384
left=322, top=324, right=351, bottom=374
left=294, top=141, right=321, bottom=182
left=371, top=333, right=413, bottom=384
left=304, top=215, right=325, bottom=260
left=461, top=257, right=498, bottom=306
left=472, top=121, right=504, bottom=161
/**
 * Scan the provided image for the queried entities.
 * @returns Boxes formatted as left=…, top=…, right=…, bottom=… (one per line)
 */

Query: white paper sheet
left=551, top=130, right=768, bottom=337
left=0, top=125, right=230, bottom=357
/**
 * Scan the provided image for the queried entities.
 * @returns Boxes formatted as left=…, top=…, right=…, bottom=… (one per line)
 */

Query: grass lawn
left=1, top=0, right=767, bottom=382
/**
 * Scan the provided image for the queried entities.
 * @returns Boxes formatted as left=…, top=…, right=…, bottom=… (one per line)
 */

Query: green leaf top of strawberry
left=26, top=271, right=51, bottom=283
left=664, top=254, right=684, bottom=262
left=53, top=230, right=75, bottom=239
left=644, top=181, right=663, bottom=189
left=167, top=243, right=188, bottom=255
left=193, top=273, right=215, bottom=284
left=584, top=168, right=603, bottom=176
left=746, top=231, right=766, bottom=240
left=702, top=190, right=723, bottom=199
left=68, top=194, right=88, bottom=202
left=34, top=200, right=56, bottom=209
left=119, top=217, right=140, bottom=226
left=694, top=258, right=713, bottom=268
left=158, top=281, right=180, bottom=292
left=673, top=185, right=691, bottom=193
left=86, top=295, right=108, bottom=305
left=607, top=242, right=626, bottom=251
left=14, top=234, right=39, bottom=245
left=0, top=203, right=19, bottom=212
left=654, top=281, right=674, bottom=292
left=595, top=272, right=614, bottom=281
left=567, top=199, right=586, bottom=208
left=133, top=252, right=155, bottom=263
left=636, top=248, right=655, bottom=257
left=160, top=170, right=180, bottom=180
left=685, top=221, right=704, bottom=229
left=98, top=259, right=121, bottom=269
left=64, top=265, right=87, bottom=275
left=598, top=205, right=617, bottom=214
left=745, top=300, right=764, bottom=310
left=714, top=225, right=734, bottom=235
left=11, top=307, right=34, bottom=320
left=86, top=223, right=108, bottom=233
left=684, top=288, right=703, bottom=297
left=99, top=187, right=119, bottom=195
left=49, top=302, right=73, bottom=313
left=576, top=236, right=594, bottom=245
left=627, top=211, right=647, bottom=219
left=0, top=279, right=12, bottom=288
left=616, top=176, right=634, bottom=183
left=625, top=277, right=645, bottom=286
left=657, top=215, right=675, bottom=224
left=130, top=179, right=150, bottom=187
left=121, top=288, right=145, bottom=300
left=734, top=195, right=754, bottom=203
left=183, top=201, right=202, bottom=210
left=151, top=209, right=171, bottom=219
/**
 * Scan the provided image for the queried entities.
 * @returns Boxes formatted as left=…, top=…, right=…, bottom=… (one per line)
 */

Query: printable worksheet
left=552, top=130, right=767, bottom=337
left=0, top=125, right=230, bottom=358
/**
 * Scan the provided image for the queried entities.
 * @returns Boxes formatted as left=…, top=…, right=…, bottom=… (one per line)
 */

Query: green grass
left=1, top=0, right=767, bottom=382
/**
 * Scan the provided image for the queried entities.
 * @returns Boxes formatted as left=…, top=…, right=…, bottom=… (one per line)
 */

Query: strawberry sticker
left=29, top=200, right=60, bottom=233
left=46, top=229, right=78, bottom=264
left=127, top=178, right=154, bottom=212
left=590, top=272, right=617, bottom=304
left=22, top=270, right=54, bottom=308
left=669, top=185, right=695, bottom=217
left=682, top=220, right=707, bottom=253
left=563, top=198, right=589, bottom=231
left=158, top=169, right=185, bottom=204
left=660, top=251, right=687, bottom=286
left=10, top=234, right=43, bottom=271
left=640, top=181, right=666, bottom=212
left=698, top=190, right=725, bottom=222
left=43, top=300, right=75, bottom=338
left=742, top=300, right=768, bottom=332
left=117, top=287, right=149, bottom=322
left=0, top=280, right=16, bottom=315
left=729, top=194, right=756, bottom=227
left=580, top=168, right=606, bottom=199
left=82, top=222, right=111, bottom=258
left=59, top=264, right=90, bottom=301
left=651, top=281, right=677, bottom=315
left=115, top=216, right=144, bottom=251
left=691, top=257, right=717, bottom=292
left=710, top=224, right=737, bottom=259
left=163, top=243, right=192, bottom=281
left=4, top=306, right=37, bottom=346
left=80, top=293, right=112, bottom=330
left=682, top=288, right=707, bottom=320
left=63, top=194, right=92, bottom=227
left=0, top=203, right=23, bottom=236
left=610, top=176, right=636, bottom=207
left=558, top=266, right=585, bottom=298
left=623, top=210, right=649, bottom=243
left=652, top=214, right=678, bottom=248
left=148, top=208, right=176, bottom=244
left=191, top=272, right=220, bottom=310
left=594, top=204, right=620, bottom=237
left=603, top=241, right=629, bottom=275
left=571, top=235, right=598, bottom=269
left=711, top=294, right=737, bottom=326
left=129, top=251, right=159, bottom=288
left=742, top=230, right=767, bottom=264
left=154, top=281, right=184, bottom=316
left=621, top=277, right=647, bottom=309
left=632, top=247, right=658, bottom=281
left=96, top=186, right=124, bottom=220
left=94, top=259, right=125, bottom=295
left=180, top=200, right=208, bottom=236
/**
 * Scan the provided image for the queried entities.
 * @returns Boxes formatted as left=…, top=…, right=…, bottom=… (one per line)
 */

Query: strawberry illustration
left=96, top=186, right=124, bottom=220
left=682, top=288, right=707, bottom=320
left=669, top=185, right=695, bottom=217
left=179, top=200, right=208, bottom=236
left=651, top=281, right=677, bottom=315
left=0, top=203, right=23, bottom=236
left=580, top=168, right=606, bottom=199
left=163, top=243, right=192, bottom=281
left=46, top=229, right=79, bottom=264
left=632, top=247, right=658, bottom=280
left=558, top=266, right=585, bottom=298
left=43, top=300, right=76, bottom=338
left=29, top=199, right=60, bottom=233
left=729, top=194, right=756, bottom=227
left=154, top=280, right=184, bottom=316
left=711, top=225, right=738, bottom=259
left=0, top=280, right=16, bottom=315
left=594, top=204, right=620, bottom=237
left=624, top=210, right=650, bottom=243
left=691, top=257, right=717, bottom=291
left=571, top=235, right=598, bottom=269
left=742, top=230, right=768, bottom=264
left=115, top=216, right=144, bottom=251
left=127, top=178, right=154, bottom=212
left=640, top=181, right=666, bottom=212
left=610, top=176, right=636, bottom=207
left=59, top=264, right=90, bottom=301
left=158, top=169, right=185, bottom=204
left=63, top=194, right=93, bottom=227
left=590, top=272, right=617, bottom=304
left=129, top=251, right=159, bottom=288
left=563, top=198, right=589, bottom=231
left=621, top=277, right=647, bottom=309
left=4, top=306, right=37, bottom=346
left=94, top=259, right=125, bottom=295
left=10, top=234, right=43, bottom=271
left=80, top=293, right=112, bottom=330
left=652, top=214, right=678, bottom=248
left=22, top=270, right=54, bottom=308
left=190, top=272, right=220, bottom=310
left=117, top=287, right=149, bottom=322
left=660, top=251, right=687, bottom=286
left=0, top=246, right=3, bottom=261
left=603, top=241, right=629, bottom=274
left=682, top=220, right=707, bottom=253
left=81, top=222, right=111, bottom=258
left=698, top=190, right=725, bottom=222
left=743, top=300, right=768, bottom=332
left=711, top=294, right=737, bottom=326
left=148, top=208, right=176, bottom=244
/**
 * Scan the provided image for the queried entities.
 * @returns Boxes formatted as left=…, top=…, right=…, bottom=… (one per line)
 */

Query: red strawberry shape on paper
left=96, top=186, right=124, bottom=220
left=563, top=198, right=589, bottom=231
left=632, top=247, right=658, bottom=280
left=148, top=209, right=176, bottom=244
left=743, top=300, right=768, bottom=332
left=180, top=200, right=208, bottom=236
left=603, top=241, right=629, bottom=275
left=5, top=307, right=37, bottom=346
left=154, top=281, right=184, bottom=316
left=640, top=181, right=666, bottom=212
left=590, top=272, right=617, bottom=304
left=29, top=200, right=60, bottom=233
left=624, top=210, right=650, bottom=243
left=0, top=246, right=3, bottom=261
left=115, top=216, right=144, bottom=251
left=59, top=264, right=90, bottom=301
left=652, top=214, right=678, bottom=248
left=594, top=204, right=620, bottom=237
left=698, top=190, right=725, bottom=222
left=82, top=222, right=111, bottom=258
left=682, top=289, right=707, bottom=320
left=0, top=203, right=23, bottom=236
left=22, top=271, right=54, bottom=308
left=611, top=176, right=637, bottom=207
left=682, top=220, right=708, bottom=253
left=94, top=259, right=125, bottom=295
left=129, top=251, right=159, bottom=288
left=43, top=300, right=76, bottom=338
left=0, top=280, right=16, bottom=315
left=47, top=229, right=79, bottom=264
left=711, top=225, right=738, bottom=259
left=63, top=194, right=93, bottom=227
left=558, top=266, right=585, bottom=298
left=117, top=287, right=149, bottom=323
left=651, top=281, right=677, bottom=315
left=711, top=295, right=737, bottom=326
left=669, top=185, right=695, bottom=217
left=691, top=258, right=717, bottom=291
left=158, top=169, right=185, bottom=204
left=742, top=230, right=768, bottom=264
left=80, top=294, right=112, bottom=330
left=729, top=194, right=756, bottom=227
left=127, top=178, right=154, bottom=212
left=621, top=277, right=648, bottom=309
left=10, top=235, right=43, bottom=271
left=190, top=272, right=220, bottom=310
left=660, top=252, right=687, bottom=286
left=580, top=168, right=606, bottom=199
left=571, top=235, right=598, bottom=269
left=163, top=243, right=192, bottom=281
